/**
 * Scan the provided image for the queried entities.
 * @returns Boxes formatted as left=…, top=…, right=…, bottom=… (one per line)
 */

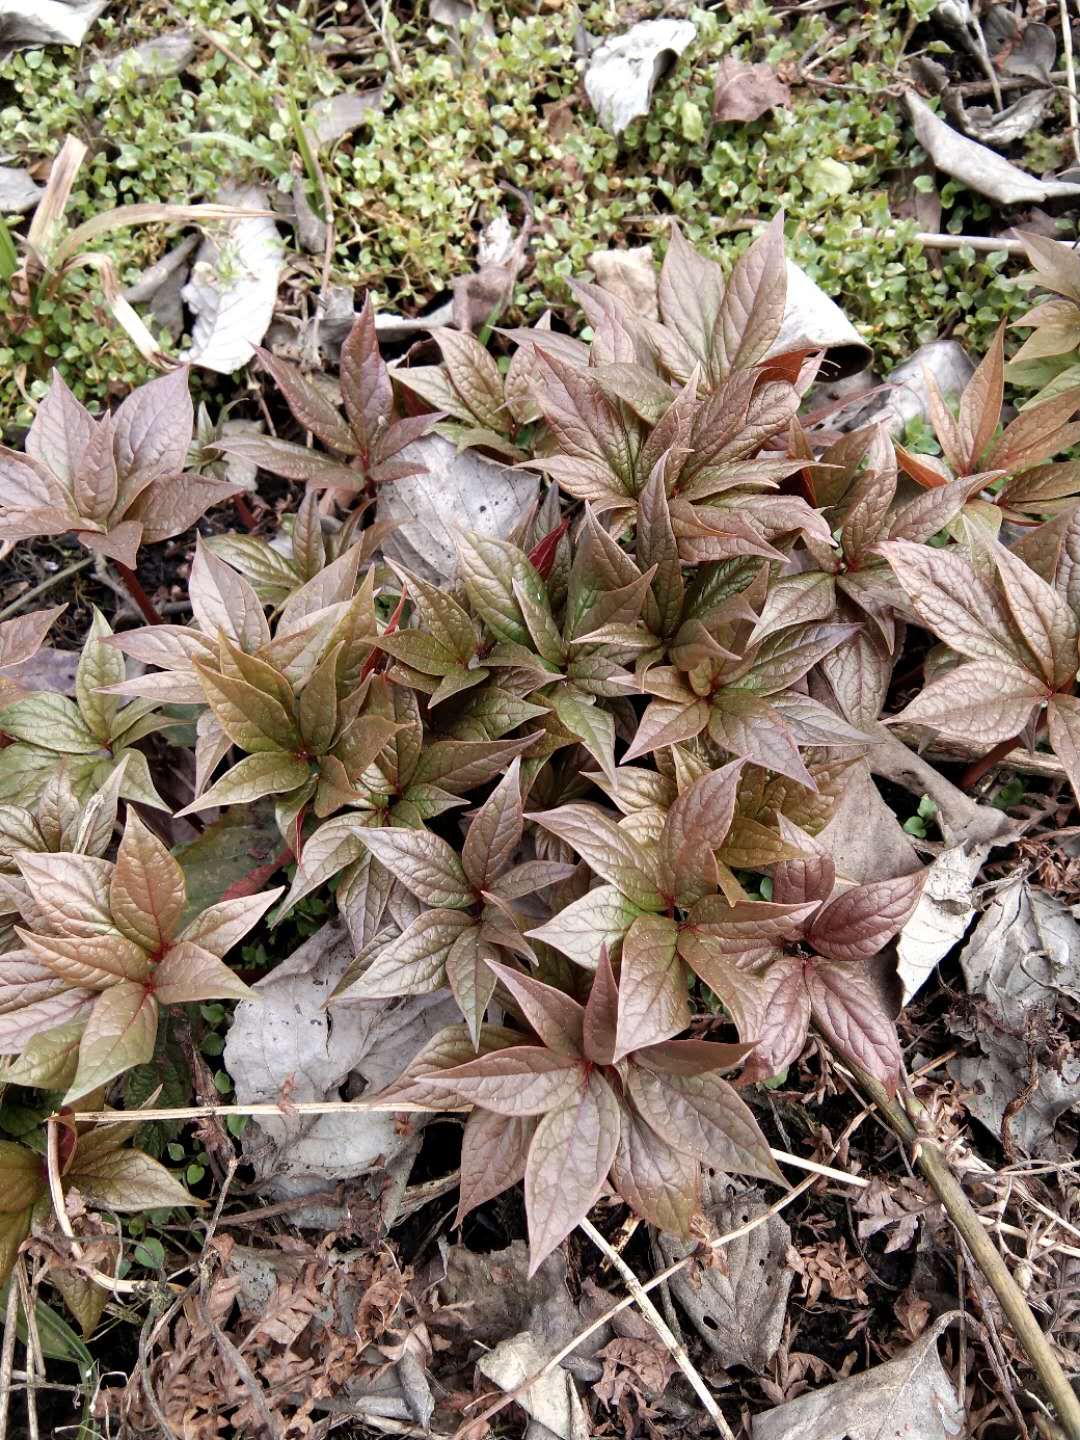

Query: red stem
left=112, top=561, right=164, bottom=626
left=959, top=712, right=1048, bottom=791
left=233, top=494, right=258, bottom=533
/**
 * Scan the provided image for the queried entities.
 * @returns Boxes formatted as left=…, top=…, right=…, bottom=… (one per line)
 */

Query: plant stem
left=960, top=712, right=1049, bottom=792
left=0, top=555, right=92, bottom=622
left=959, top=732, right=1024, bottom=790
left=111, top=561, right=164, bottom=626
left=855, top=1069, right=1080, bottom=1440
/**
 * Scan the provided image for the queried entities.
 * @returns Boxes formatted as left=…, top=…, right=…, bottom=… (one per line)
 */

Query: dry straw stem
left=44, top=1117, right=173, bottom=1300
left=66, top=1101, right=1080, bottom=1263
left=855, top=1070, right=1080, bottom=1440
left=579, top=1215, right=736, bottom=1440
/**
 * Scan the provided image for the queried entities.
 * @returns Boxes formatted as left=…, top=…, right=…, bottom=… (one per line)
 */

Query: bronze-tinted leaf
left=626, top=1059, right=782, bottom=1183
left=66, top=980, right=158, bottom=1103
left=618, top=914, right=688, bottom=1058
left=807, top=870, right=926, bottom=963
left=109, top=811, right=186, bottom=952
left=524, top=1068, right=620, bottom=1273
left=610, top=1094, right=700, bottom=1236
left=455, top=1108, right=536, bottom=1226
left=806, top=958, right=903, bottom=1094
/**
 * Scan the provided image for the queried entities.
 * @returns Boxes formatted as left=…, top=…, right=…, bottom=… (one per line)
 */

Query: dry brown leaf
left=712, top=56, right=790, bottom=124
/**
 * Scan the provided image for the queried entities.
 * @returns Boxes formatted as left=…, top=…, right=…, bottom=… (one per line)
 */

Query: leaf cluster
left=5, top=218, right=1080, bottom=1290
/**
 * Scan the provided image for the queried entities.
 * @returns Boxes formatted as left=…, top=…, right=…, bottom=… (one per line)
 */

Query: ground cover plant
left=1, top=197, right=1080, bottom=1439
left=0, top=0, right=1041, bottom=425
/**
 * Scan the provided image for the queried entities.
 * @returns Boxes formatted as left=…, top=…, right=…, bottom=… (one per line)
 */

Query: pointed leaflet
left=582, top=945, right=620, bottom=1064
left=179, top=752, right=311, bottom=813
left=446, top=925, right=499, bottom=1047
left=524, top=1068, right=621, bottom=1274
left=527, top=805, right=662, bottom=910
left=658, top=224, right=725, bottom=374
left=433, top=327, right=506, bottom=431
left=621, top=696, right=712, bottom=761
left=152, top=941, right=255, bottom=1005
left=526, top=883, right=645, bottom=969
left=484, top=958, right=585, bottom=1057
left=740, top=954, right=812, bottom=1084
left=71, top=1144, right=202, bottom=1212
left=708, top=691, right=814, bottom=788
left=66, top=981, right=158, bottom=1104
left=610, top=1095, right=700, bottom=1237
left=75, top=607, right=123, bottom=744
left=991, top=539, right=1079, bottom=690
left=25, top=369, right=96, bottom=487
left=772, top=842, right=836, bottom=909
left=657, top=758, right=743, bottom=907
left=110, top=811, right=186, bottom=953
left=357, top=827, right=472, bottom=907
left=425, top=1045, right=585, bottom=1116
left=455, top=1108, right=537, bottom=1227
left=188, top=537, right=270, bottom=653
left=892, top=659, right=1045, bottom=744
left=14, top=853, right=114, bottom=938
left=1047, top=694, right=1080, bottom=806
left=549, top=692, right=617, bottom=789
left=626, top=1058, right=782, bottom=1184
left=177, top=888, right=283, bottom=957
left=618, top=914, right=689, bottom=1058
left=717, top=213, right=787, bottom=374
left=959, top=323, right=1004, bottom=471
left=3, top=1020, right=84, bottom=1090
left=18, top=929, right=151, bottom=989
left=75, top=417, right=119, bottom=525
left=807, top=870, right=927, bottom=963
left=806, top=959, right=903, bottom=1094
left=340, top=296, right=393, bottom=458
left=257, top=347, right=357, bottom=454
left=462, top=758, right=523, bottom=890
left=636, top=464, right=684, bottom=635
left=879, top=539, right=1032, bottom=667
left=337, top=909, right=474, bottom=999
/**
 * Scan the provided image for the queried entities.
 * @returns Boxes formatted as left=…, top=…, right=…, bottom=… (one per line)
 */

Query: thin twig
left=579, top=1217, right=735, bottom=1439
left=196, top=1292, right=283, bottom=1440
left=855, top=1070, right=1080, bottom=1440
left=13, top=1265, right=39, bottom=1440
left=1062, top=0, right=1080, bottom=166
left=0, top=1274, right=18, bottom=1440
left=45, top=1117, right=163, bottom=1298
left=0, top=556, right=92, bottom=623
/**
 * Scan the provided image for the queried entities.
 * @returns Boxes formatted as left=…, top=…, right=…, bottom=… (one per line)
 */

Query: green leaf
left=0, top=693, right=99, bottom=755
left=75, top=608, right=124, bottom=743
left=358, top=827, right=472, bottom=907
left=110, top=810, right=187, bottom=952
left=528, top=804, right=662, bottom=910
left=65, top=982, right=159, bottom=1103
